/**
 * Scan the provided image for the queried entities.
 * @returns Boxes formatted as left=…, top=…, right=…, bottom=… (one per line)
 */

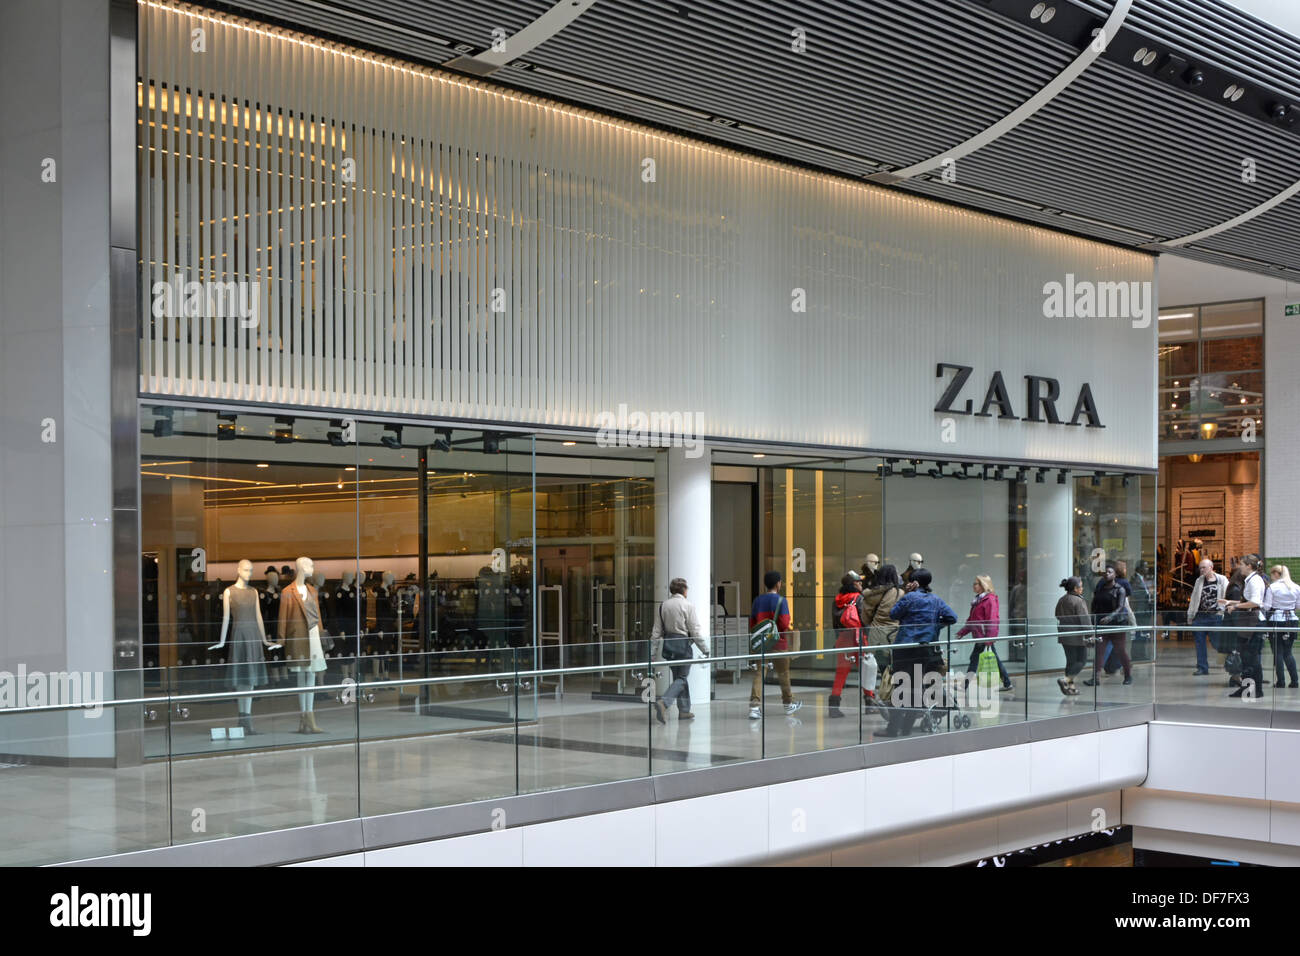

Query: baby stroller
left=917, top=650, right=972, bottom=732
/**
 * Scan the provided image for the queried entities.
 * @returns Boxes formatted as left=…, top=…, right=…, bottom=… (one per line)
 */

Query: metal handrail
left=0, top=623, right=1191, bottom=717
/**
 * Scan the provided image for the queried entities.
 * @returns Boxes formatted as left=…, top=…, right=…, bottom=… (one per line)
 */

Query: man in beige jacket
left=649, top=578, right=708, bottom=722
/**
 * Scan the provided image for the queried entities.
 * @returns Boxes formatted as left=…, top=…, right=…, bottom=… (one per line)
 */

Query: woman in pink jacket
left=958, top=575, right=1013, bottom=692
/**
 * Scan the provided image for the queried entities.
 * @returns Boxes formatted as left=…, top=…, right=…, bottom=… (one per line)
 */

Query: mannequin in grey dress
left=210, top=559, right=280, bottom=735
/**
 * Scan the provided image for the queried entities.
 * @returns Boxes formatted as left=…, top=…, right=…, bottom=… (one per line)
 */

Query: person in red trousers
left=829, top=571, right=868, bottom=718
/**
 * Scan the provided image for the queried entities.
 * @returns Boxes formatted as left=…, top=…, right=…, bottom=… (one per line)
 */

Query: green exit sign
left=1288, top=303, right=1300, bottom=316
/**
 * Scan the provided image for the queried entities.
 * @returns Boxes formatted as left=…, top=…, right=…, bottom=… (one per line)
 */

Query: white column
left=1026, top=478, right=1074, bottom=670
left=655, top=446, right=712, bottom=707
left=1264, top=292, right=1299, bottom=560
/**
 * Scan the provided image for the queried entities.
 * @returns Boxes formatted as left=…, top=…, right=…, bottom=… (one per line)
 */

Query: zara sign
left=934, top=363, right=1103, bottom=428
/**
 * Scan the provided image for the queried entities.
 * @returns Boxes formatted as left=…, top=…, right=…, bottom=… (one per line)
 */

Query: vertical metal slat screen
left=137, top=0, right=1156, bottom=469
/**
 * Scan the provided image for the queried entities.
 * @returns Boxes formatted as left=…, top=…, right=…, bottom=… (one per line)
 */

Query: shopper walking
left=749, top=571, right=800, bottom=719
left=1085, top=563, right=1132, bottom=686
left=1054, top=577, right=1091, bottom=695
left=958, top=575, right=1013, bottom=692
left=863, top=564, right=904, bottom=645
left=882, top=569, right=957, bottom=737
left=1265, top=565, right=1300, bottom=689
left=1222, top=569, right=1247, bottom=687
left=861, top=564, right=904, bottom=704
left=1227, top=554, right=1270, bottom=698
left=829, top=571, right=868, bottom=718
left=1187, top=558, right=1228, bottom=676
left=649, top=577, right=708, bottom=722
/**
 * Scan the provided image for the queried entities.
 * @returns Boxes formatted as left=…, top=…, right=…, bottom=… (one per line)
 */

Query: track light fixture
left=150, top=406, right=175, bottom=438
left=483, top=431, right=501, bottom=455
left=381, top=425, right=403, bottom=450
left=1057, top=470, right=1068, bottom=485
left=1035, top=468, right=1047, bottom=484
left=431, top=428, right=453, bottom=453
left=1091, top=472, right=1104, bottom=487
left=216, top=412, right=236, bottom=441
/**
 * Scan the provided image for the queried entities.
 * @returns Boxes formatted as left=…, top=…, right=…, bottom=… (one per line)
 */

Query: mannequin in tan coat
left=278, top=556, right=328, bottom=733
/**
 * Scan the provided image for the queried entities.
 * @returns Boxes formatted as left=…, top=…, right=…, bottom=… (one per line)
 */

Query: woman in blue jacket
left=881, top=568, right=957, bottom=737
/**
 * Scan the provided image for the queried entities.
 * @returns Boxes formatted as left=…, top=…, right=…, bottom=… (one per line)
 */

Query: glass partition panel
left=353, top=424, right=532, bottom=711
left=516, top=639, right=653, bottom=793
left=0, top=698, right=171, bottom=866
left=169, top=683, right=359, bottom=843
left=140, top=403, right=361, bottom=734
left=358, top=652, right=519, bottom=816
left=1070, top=472, right=1156, bottom=704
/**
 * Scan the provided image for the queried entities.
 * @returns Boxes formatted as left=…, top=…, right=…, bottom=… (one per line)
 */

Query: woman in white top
left=1264, top=565, right=1300, bottom=689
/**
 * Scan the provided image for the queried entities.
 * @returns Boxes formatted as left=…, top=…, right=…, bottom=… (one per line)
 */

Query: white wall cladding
left=138, top=1, right=1156, bottom=469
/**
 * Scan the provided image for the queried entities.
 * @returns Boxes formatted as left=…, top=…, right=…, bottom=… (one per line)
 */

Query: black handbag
left=1224, top=649, right=1243, bottom=676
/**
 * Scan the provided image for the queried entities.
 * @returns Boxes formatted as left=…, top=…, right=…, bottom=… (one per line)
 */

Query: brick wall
left=1160, top=454, right=1260, bottom=566
left=1227, top=480, right=1261, bottom=561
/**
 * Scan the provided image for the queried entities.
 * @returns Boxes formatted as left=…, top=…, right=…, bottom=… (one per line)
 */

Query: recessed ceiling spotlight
left=1224, top=84, right=1239, bottom=99
left=1132, top=47, right=1148, bottom=64
left=1231, top=87, right=1246, bottom=102
left=1142, top=50, right=1158, bottom=67
left=1030, top=2, right=1046, bottom=17
left=1040, top=5, right=1056, bottom=23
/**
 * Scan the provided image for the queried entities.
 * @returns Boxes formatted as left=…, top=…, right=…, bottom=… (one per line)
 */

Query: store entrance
left=537, top=547, right=590, bottom=695
left=537, top=545, right=647, bottom=698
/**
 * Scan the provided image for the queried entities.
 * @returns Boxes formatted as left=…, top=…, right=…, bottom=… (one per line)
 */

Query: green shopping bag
left=976, top=647, right=999, bottom=691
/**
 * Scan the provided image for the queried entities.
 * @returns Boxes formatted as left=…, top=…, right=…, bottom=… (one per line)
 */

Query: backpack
left=749, top=619, right=780, bottom=654
left=839, top=595, right=862, bottom=631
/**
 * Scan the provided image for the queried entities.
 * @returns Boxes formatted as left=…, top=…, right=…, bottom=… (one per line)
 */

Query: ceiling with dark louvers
left=201, top=0, right=1300, bottom=281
